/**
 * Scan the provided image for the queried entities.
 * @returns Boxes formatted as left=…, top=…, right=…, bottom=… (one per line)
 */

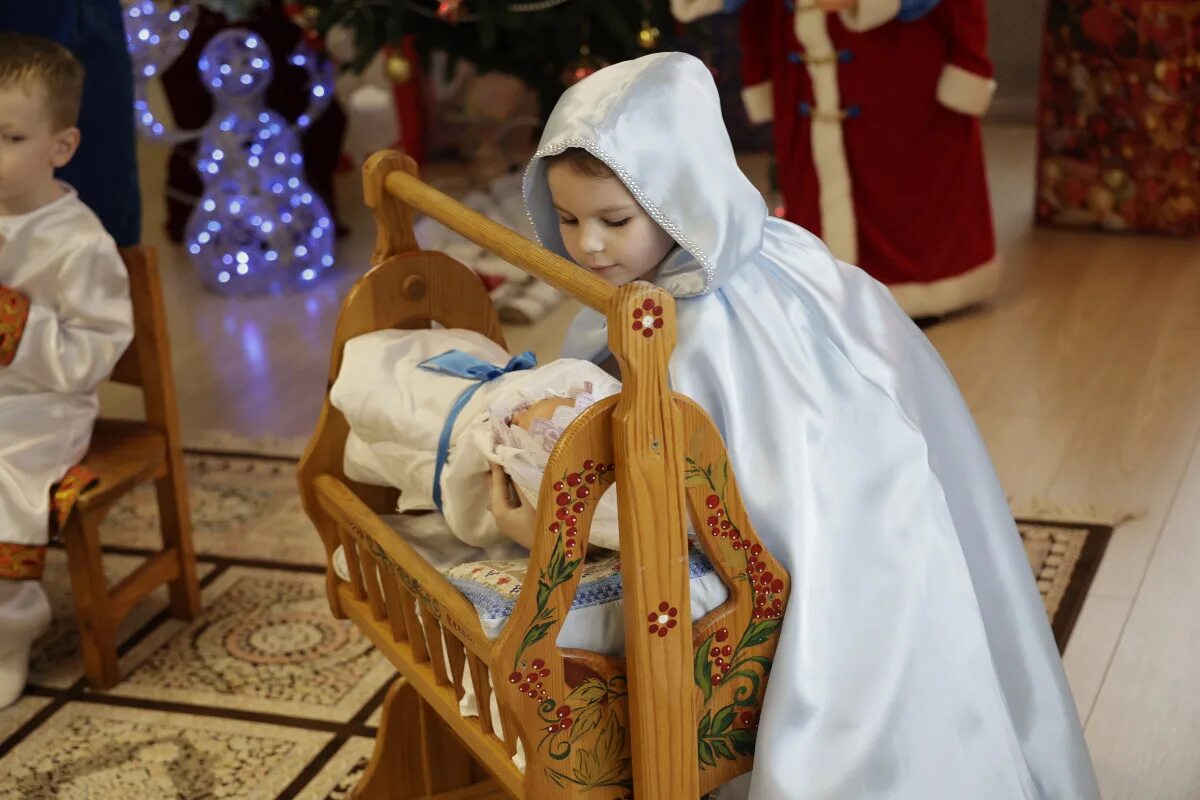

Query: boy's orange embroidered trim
left=0, top=542, right=47, bottom=580
left=0, top=285, right=31, bottom=367
left=52, top=465, right=99, bottom=533
left=0, top=466, right=97, bottom=580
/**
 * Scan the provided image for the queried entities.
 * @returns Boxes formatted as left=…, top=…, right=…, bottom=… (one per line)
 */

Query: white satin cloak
left=0, top=188, right=132, bottom=546
left=522, top=53, right=1099, bottom=799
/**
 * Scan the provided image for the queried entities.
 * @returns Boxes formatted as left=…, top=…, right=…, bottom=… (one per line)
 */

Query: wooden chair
left=60, top=245, right=201, bottom=689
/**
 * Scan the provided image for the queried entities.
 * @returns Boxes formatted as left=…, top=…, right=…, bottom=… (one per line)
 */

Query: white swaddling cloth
left=330, top=328, right=623, bottom=551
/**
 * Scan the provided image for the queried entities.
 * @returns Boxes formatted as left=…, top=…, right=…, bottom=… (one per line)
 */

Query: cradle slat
left=313, top=476, right=489, bottom=656
left=338, top=624, right=521, bottom=798
left=338, top=530, right=367, bottom=602
left=399, top=584, right=430, bottom=664
left=468, top=654, right=495, bottom=738
left=422, top=604, right=452, bottom=686
left=379, top=568, right=409, bottom=644
left=361, top=556, right=388, bottom=621
left=497, top=707, right=519, bottom=758
left=445, top=632, right=468, bottom=701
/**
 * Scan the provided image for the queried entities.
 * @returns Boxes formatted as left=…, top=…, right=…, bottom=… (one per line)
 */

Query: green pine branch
left=302, top=0, right=700, bottom=111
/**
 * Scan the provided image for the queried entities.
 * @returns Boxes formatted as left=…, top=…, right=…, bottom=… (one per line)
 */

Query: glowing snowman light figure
left=124, top=5, right=335, bottom=294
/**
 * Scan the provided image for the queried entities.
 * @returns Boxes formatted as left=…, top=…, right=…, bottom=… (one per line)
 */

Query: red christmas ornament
left=284, top=3, right=321, bottom=32
left=566, top=62, right=597, bottom=86
left=563, top=46, right=604, bottom=87
left=437, top=0, right=463, bottom=23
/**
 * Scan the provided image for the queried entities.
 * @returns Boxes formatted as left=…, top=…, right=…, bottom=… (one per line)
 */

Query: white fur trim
left=936, top=64, right=997, bottom=117
left=669, top=0, right=724, bottom=22
left=888, top=258, right=1001, bottom=318
left=838, top=0, right=901, bottom=32
left=742, top=81, right=774, bottom=124
left=793, top=10, right=858, bottom=263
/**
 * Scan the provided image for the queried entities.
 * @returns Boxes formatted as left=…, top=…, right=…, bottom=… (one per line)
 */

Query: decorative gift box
left=1036, top=0, right=1200, bottom=235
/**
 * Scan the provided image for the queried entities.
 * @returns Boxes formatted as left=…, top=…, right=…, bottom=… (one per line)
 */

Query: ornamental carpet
left=0, top=449, right=1111, bottom=798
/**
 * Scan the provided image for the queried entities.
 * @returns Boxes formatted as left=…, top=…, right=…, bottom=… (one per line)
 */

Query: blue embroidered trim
left=448, top=550, right=718, bottom=624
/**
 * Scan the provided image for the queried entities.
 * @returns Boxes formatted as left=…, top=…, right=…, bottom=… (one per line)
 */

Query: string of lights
left=123, top=3, right=337, bottom=294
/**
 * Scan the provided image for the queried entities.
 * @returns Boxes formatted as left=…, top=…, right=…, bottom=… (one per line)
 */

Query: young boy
left=0, top=34, right=134, bottom=708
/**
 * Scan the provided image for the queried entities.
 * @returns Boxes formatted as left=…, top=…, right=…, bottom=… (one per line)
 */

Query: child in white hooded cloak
left=510, top=51, right=1099, bottom=799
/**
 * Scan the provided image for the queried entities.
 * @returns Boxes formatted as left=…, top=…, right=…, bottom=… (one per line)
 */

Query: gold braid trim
left=0, top=285, right=31, bottom=367
left=51, top=465, right=99, bottom=535
left=0, top=542, right=47, bottom=581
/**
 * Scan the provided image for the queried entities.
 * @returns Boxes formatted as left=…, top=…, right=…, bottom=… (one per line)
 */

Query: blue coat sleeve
left=897, top=0, right=942, bottom=21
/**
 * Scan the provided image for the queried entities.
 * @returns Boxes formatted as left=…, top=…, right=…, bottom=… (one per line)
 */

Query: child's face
left=0, top=82, right=78, bottom=214
left=509, top=395, right=576, bottom=432
left=546, top=162, right=676, bottom=287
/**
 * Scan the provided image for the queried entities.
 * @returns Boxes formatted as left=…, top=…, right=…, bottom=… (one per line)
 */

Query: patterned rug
left=0, top=450, right=1111, bottom=798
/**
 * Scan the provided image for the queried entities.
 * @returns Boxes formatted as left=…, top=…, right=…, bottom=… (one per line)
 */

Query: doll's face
left=546, top=163, right=676, bottom=287
left=509, top=395, right=575, bottom=432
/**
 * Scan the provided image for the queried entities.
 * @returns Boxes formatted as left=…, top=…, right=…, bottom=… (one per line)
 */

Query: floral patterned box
left=1036, top=0, right=1200, bottom=235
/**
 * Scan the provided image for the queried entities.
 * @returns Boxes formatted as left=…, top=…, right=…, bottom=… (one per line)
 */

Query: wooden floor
left=104, top=124, right=1200, bottom=799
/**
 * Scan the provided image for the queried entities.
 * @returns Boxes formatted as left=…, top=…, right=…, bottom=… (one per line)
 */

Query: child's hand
left=487, top=464, right=536, bottom=549
left=814, top=0, right=857, bottom=10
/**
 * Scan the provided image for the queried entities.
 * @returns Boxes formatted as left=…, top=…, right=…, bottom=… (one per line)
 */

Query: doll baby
left=330, top=327, right=621, bottom=555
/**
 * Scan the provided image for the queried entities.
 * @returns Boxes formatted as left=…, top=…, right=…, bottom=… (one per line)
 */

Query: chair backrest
left=109, top=246, right=183, bottom=439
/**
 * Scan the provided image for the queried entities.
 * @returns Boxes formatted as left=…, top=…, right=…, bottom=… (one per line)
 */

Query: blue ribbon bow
left=418, top=349, right=537, bottom=512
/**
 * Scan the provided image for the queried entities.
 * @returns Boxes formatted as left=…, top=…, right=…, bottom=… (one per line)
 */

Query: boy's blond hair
left=0, top=33, right=85, bottom=131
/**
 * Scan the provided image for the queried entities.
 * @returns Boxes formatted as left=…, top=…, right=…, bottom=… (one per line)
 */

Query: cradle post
left=363, top=150, right=420, bottom=265
left=608, top=284, right=699, bottom=798
left=349, top=678, right=426, bottom=800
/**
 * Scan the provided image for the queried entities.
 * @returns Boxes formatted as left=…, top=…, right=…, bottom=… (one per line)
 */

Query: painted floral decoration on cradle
left=647, top=601, right=679, bottom=637
left=632, top=298, right=664, bottom=338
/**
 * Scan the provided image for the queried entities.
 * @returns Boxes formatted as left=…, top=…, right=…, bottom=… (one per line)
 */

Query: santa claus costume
left=674, top=0, right=999, bottom=318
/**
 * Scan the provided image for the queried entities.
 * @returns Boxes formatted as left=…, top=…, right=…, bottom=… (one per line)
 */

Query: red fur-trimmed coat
left=676, top=0, right=999, bottom=316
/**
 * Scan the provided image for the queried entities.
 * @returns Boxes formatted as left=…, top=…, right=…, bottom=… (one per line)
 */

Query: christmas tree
left=297, top=0, right=692, bottom=111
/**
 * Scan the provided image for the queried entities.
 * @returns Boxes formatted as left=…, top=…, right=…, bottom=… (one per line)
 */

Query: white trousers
left=0, top=578, right=51, bottom=708
left=0, top=392, right=95, bottom=548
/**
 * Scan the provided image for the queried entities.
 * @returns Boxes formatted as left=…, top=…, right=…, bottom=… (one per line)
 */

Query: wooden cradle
left=297, top=151, right=790, bottom=799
